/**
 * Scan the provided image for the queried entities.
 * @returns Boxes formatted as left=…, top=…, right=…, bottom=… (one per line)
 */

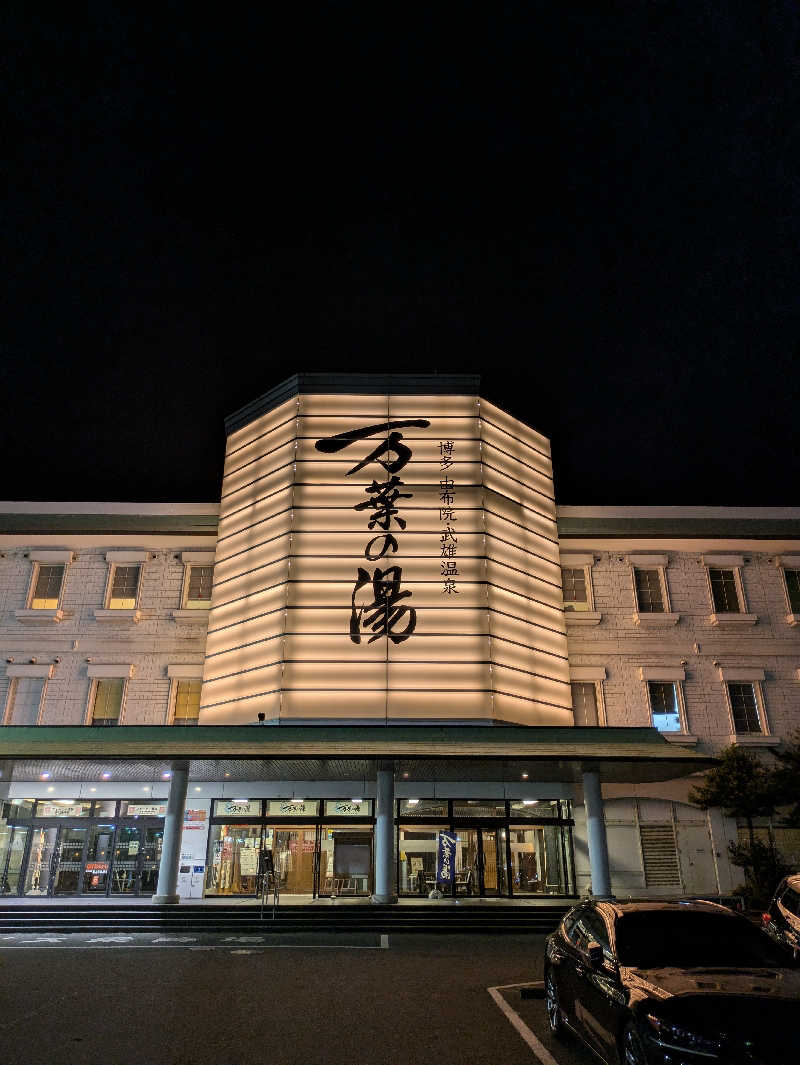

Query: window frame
left=105, top=563, right=142, bottom=610
left=781, top=567, right=800, bottom=615
left=3, top=675, right=47, bottom=726
left=570, top=680, right=606, bottom=727
left=86, top=677, right=128, bottom=727
left=182, top=564, right=214, bottom=610
left=645, top=679, right=687, bottom=734
left=561, top=565, right=593, bottom=612
left=168, top=676, right=203, bottom=725
left=632, top=565, right=669, bottom=614
left=724, top=680, right=768, bottom=737
left=27, top=562, right=66, bottom=610
left=706, top=566, right=745, bottom=614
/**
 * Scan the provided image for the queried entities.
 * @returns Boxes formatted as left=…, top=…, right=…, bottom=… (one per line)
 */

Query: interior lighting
left=521, top=772, right=529, bottom=779
left=291, top=798, right=304, bottom=804
left=89, top=788, right=97, bottom=793
left=101, top=772, right=112, bottom=780
left=162, top=772, right=171, bottom=780
left=40, top=772, right=51, bottom=780
left=351, top=798, right=362, bottom=804
left=194, top=787, right=202, bottom=792
left=407, top=799, right=419, bottom=806
left=522, top=800, right=537, bottom=806
left=402, top=772, right=409, bottom=779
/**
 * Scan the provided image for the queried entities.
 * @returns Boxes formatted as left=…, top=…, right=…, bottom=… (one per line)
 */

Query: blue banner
left=436, top=831, right=457, bottom=884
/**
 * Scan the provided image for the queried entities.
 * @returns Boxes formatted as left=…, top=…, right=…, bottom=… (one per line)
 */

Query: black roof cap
left=225, top=373, right=482, bottom=435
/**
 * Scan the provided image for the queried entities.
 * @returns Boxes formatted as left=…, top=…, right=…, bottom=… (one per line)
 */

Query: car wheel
left=544, top=968, right=567, bottom=1040
left=621, top=1021, right=648, bottom=1065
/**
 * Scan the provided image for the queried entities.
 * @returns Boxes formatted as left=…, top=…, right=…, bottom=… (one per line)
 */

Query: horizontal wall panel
left=479, top=400, right=552, bottom=457
left=210, top=557, right=291, bottom=608
left=387, top=689, right=492, bottom=718
left=492, top=691, right=572, bottom=726
left=286, top=579, right=488, bottom=610
left=216, top=488, right=293, bottom=542
left=478, top=420, right=553, bottom=479
left=485, top=560, right=564, bottom=610
left=387, top=394, right=480, bottom=418
left=483, top=511, right=561, bottom=565
left=297, top=414, right=480, bottom=449
left=294, top=438, right=483, bottom=468
left=489, top=664, right=570, bottom=708
left=221, top=442, right=296, bottom=499
left=214, top=513, right=293, bottom=566
left=490, top=639, right=570, bottom=682
left=275, top=554, right=487, bottom=585
left=483, top=491, right=558, bottom=542
left=388, top=660, right=488, bottom=690
left=225, top=397, right=298, bottom=459
left=213, top=533, right=293, bottom=585
left=281, top=690, right=388, bottom=719
left=283, top=633, right=388, bottom=663
left=488, top=616, right=568, bottom=661
left=298, top=393, right=391, bottom=418
left=200, top=663, right=283, bottom=708
left=481, top=462, right=555, bottom=510
left=287, top=530, right=488, bottom=560
left=200, top=690, right=281, bottom=725
left=203, top=637, right=285, bottom=682
left=282, top=659, right=388, bottom=689
left=281, top=605, right=488, bottom=635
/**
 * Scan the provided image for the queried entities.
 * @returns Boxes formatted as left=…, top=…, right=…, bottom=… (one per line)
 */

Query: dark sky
left=4, top=4, right=799, bottom=506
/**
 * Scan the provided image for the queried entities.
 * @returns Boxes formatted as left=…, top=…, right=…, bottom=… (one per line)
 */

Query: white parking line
left=487, top=983, right=560, bottom=1065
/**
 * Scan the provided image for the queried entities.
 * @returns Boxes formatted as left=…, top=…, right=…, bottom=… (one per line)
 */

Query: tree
left=689, top=745, right=785, bottom=905
left=772, top=730, right=800, bottom=827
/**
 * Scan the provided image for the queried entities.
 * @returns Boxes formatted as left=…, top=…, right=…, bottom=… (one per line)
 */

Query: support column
left=371, top=761, right=397, bottom=904
left=152, top=761, right=189, bottom=905
left=582, top=769, right=612, bottom=899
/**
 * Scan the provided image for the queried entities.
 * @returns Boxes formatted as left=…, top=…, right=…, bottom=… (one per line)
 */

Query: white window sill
left=172, top=609, right=211, bottom=623
left=730, top=733, right=776, bottom=747
left=709, top=612, right=758, bottom=628
left=662, top=732, right=699, bottom=746
left=565, top=610, right=602, bottom=626
left=15, top=608, right=64, bottom=623
left=787, top=613, right=800, bottom=627
left=633, top=612, right=680, bottom=627
left=93, top=608, right=141, bottom=624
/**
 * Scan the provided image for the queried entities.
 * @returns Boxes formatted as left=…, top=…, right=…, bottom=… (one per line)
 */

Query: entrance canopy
left=0, top=725, right=716, bottom=784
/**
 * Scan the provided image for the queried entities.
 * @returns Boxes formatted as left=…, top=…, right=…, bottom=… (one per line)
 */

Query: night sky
left=4, top=4, right=799, bottom=506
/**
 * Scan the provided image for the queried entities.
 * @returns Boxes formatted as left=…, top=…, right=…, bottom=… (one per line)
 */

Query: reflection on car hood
left=624, top=964, right=800, bottom=1002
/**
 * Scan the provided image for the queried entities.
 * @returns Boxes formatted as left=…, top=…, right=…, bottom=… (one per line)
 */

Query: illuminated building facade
left=1, top=375, right=797, bottom=905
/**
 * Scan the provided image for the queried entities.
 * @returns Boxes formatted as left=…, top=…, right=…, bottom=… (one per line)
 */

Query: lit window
left=570, top=682, right=599, bottom=726
left=562, top=567, right=589, bottom=611
left=30, top=565, right=65, bottom=609
left=634, top=568, right=664, bottom=613
left=173, top=680, right=201, bottom=725
left=784, top=569, right=800, bottom=614
left=727, top=682, right=762, bottom=734
left=709, top=568, right=741, bottom=613
left=109, top=565, right=140, bottom=609
left=647, top=682, right=682, bottom=732
left=90, top=679, right=124, bottom=726
left=184, top=565, right=213, bottom=608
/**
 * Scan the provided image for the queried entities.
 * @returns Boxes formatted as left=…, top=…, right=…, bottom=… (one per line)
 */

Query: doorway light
left=407, top=799, right=419, bottom=806
left=522, top=800, right=538, bottom=806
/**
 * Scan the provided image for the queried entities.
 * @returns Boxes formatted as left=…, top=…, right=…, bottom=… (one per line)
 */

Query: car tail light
left=762, top=912, right=771, bottom=924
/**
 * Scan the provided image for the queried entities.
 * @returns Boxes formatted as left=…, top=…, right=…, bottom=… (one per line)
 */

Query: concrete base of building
left=370, top=893, right=398, bottom=905
left=151, top=894, right=181, bottom=905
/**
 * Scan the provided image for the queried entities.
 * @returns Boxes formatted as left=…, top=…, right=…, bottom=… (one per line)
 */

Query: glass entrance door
left=0, top=825, right=30, bottom=896
left=83, top=824, right=115, bottom=894
left=268, top=826, right=318, bottom=896
left=454, top=827, right=509, bottom=897
left=319, top=826, right=371, bottom=896
left=509, top=824, right=570, bottom=895
left=52, top=825, right=88, bottom=894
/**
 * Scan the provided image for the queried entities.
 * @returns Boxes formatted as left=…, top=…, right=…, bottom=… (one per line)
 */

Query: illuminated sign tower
left=199, top=375, right=571, bottom=725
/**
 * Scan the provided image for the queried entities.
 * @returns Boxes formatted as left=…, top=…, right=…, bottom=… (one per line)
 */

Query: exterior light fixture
left=162, top=772, right=171, bottom=779
left=351, top=798, right=362, bottom=804
left=521, top=772, right=529, bottom=779
left=47, top=786, right=54, bottom=792
left=402, top=772, right=409, bottom=779
left=90, top=787, right=97, bottom=793
left=101, top=772, right=112, bottom=780
left=40, top=772, right=51, bottom=780
left=194, top=787, right=202, bottom=792
left=522, top=800, right=537, bottom=806
left=407, top=799, right=419, bottom=806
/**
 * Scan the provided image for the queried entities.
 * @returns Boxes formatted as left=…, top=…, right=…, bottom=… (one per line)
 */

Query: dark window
left=110, top=565, right=140, bottom=608
left=572, top=908, right=611, bottom=956
left=562, top=568, right=588, bottom=610
left=648, top=682, right=681, bottom=732
left=614, top=910, right=787, bottom=968
left=186, top=565, right=213, bottom=605
left=710, top=568, right=741, bottom=612
left=31, top=564, right=65, bottom=608
left=785, top=570, right=800, bottom=614
left=634, top=568, right=664, bottom=612
left=571, top=682, right=599, bottom=726
left=728, top=682, right=761, bottom=733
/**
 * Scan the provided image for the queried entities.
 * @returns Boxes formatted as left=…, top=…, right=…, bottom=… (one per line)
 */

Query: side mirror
left=586, top=941, right=605, bottom=966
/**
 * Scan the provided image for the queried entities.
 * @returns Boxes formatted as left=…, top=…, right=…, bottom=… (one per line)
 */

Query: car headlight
left=645, top=1014, right=723, bottom=1058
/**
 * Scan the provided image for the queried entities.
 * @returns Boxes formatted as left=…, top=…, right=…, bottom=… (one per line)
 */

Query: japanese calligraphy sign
left=202, top=388, right=572, bottom=725
left=436, top=831, right=457, bottom=885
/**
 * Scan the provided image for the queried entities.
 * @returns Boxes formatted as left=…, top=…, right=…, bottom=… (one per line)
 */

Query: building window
left=562, top=567, right=590, bottom=611
left=29, top=565, right=65, bottom=609
left=90, top=679, right=124, bottom=726
left=647, top=682, right=682, bottom=732
left=570, top=682, right=599, bottom=726
left=709, top=568, right=741, bottom=613
left=184, top=565, right=213, bottom=609
left=4, top=678, right=45, bottom=725
left=634, top=568, right=664, bottom=613
left=173, top=680, right=201, bottom=725
left=727, top=682, right=762, bottom=734
left=783, top=569, right=800, bottom=613
left=108, top=565, right=140, bottom=609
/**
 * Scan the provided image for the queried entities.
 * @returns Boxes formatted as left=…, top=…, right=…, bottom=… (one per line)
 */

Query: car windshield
left=614, top=910, right=789, bottom=968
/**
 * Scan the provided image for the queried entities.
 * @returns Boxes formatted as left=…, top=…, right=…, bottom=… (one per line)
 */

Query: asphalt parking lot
left=0, top=933, right=599, bottom=1065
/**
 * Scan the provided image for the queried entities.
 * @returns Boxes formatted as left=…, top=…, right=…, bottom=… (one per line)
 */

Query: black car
left=544, top=899, right=800, bottom=1065
left=762, top=874, right=800, bottom=961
